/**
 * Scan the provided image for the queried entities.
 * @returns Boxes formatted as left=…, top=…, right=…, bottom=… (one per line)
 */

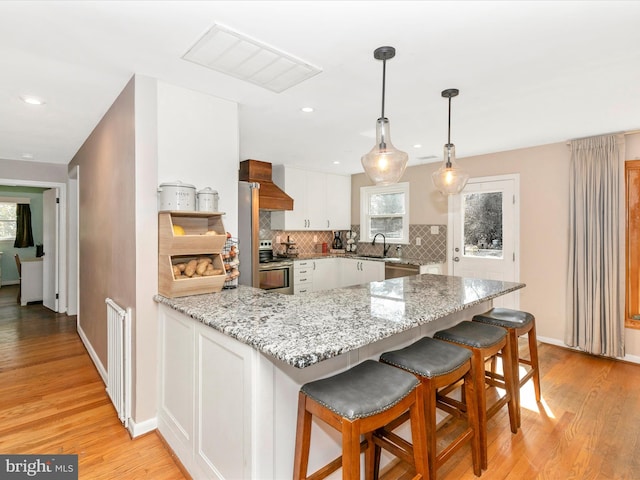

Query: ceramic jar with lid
left=197, top=187, right=219, bottom=212
left=158, top=181, right=196, bottom=211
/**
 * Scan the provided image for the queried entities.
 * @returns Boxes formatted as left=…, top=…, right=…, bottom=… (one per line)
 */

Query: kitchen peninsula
left=155, top=274, right=524, bottom=479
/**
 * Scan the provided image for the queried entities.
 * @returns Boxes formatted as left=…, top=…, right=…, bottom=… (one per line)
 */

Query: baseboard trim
left=538, top=335, right=640, bottom=365
left=0, top=280, right=20, bottom=286
left=77, top=324, right=107, bottom=384
left=128, top=417, right=158, bottom=438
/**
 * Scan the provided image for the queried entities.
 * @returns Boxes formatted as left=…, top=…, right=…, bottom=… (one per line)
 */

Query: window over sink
left=360, top=182, right=410, bottom=243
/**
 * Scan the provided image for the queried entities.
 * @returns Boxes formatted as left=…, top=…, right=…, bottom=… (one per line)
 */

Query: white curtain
left=566, top=134, right=625, bottom=357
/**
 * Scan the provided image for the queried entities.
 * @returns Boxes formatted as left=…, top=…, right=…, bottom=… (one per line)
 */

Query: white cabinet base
left=21, top=258, right=43, bottom=305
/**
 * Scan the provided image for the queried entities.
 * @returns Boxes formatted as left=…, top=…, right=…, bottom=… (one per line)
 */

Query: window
left=0, top=202, right=17, bottom=241
left=626, top=160, right=640, bottom=328
left=360, top=182, right=410, bottom=243
left=462, top=191, right=503, bottom=259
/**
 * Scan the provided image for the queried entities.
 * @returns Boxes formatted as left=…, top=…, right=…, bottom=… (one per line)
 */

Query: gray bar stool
left=375, top=337, right=482, bottom=480
left=472, top=307, right=541, bottom=427
left=293, top=359, right=429, bottom=480
left=434, top=321, right=518, bottom=470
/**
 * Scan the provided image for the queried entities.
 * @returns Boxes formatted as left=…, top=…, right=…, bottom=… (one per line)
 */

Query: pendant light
left=432, top=88, right=469, bottom=195
left=361, top=46, right=408, bottom=185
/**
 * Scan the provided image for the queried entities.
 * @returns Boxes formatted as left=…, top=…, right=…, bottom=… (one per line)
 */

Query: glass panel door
left=450, top=177, right=519, bottom=309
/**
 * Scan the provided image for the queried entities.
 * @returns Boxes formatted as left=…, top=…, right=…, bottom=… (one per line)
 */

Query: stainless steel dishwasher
left=385, top=262, right=420, bottom=279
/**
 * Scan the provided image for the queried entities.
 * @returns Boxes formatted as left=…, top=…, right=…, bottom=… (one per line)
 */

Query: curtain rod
left=566, top=129, right=640, bottom=146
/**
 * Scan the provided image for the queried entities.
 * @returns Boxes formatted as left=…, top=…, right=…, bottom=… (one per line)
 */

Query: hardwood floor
left=0, top=285, right=188, bottom=479
left=2, top=283, right=640, bottom=479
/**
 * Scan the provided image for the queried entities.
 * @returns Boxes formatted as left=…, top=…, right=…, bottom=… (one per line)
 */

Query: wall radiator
left=105, top=297, right=131, bottom=428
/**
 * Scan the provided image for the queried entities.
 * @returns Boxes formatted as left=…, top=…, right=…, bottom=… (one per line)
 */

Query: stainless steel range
left=258, top=240, right=293, bottom=294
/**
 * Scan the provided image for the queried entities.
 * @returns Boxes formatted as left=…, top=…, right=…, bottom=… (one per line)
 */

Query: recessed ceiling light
left=413, top=144, right=422, bottom=148
left=301, top=107, right=314, bottom=113
left=333, top=161, right=340, bottom=165
left=21, top=153, right=34, bottom=159
left=20, top=95, right=46, bottom=105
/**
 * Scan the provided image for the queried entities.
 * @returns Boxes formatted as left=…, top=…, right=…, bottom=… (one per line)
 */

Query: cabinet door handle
left=313, top=262, right=316, bottom=270
left=327, top=220, right=330, bottom=228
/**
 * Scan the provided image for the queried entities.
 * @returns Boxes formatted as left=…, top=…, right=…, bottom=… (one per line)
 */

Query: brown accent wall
left=67, top=77, right=136, bottom=369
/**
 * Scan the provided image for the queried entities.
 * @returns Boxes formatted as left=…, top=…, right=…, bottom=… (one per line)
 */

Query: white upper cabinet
left=325, top=173, right=351, bottom=231
left=271, top=166, right=351, bottom=231
left=272, top=166, right=308, bottom=230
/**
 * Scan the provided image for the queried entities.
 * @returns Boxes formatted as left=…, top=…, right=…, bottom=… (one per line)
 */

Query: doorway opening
left=0, top=178, right=67, bottom=313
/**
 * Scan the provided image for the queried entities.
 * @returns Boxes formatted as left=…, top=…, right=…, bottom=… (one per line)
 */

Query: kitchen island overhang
left=155, top=274, right=524, bottom=479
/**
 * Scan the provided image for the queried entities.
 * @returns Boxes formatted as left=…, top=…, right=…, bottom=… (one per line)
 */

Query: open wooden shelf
left=158, top=211, right=227, bottom=256
left=158, top=254, right=226, bottom=298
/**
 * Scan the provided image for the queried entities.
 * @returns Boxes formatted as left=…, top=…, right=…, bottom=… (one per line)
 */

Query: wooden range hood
left=239, top=159, right=294, bottom=211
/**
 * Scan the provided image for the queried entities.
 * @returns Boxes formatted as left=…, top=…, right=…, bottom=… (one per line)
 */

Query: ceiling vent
left=182, top=23, right=322, bottom=93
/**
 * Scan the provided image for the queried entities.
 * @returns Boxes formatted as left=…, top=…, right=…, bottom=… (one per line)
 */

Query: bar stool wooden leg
left=528, top=321, right=542, bottom=402
left=293, top=392, right=312, bottom=479
left=507, top=326, right=522, bottom=428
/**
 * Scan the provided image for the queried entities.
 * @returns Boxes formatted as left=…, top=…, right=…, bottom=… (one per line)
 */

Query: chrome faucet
left=372, top=233, right=391, bottom=257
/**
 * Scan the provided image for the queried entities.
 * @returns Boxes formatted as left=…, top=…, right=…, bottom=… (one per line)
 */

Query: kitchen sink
left=358, top=254, right=385, bottom=259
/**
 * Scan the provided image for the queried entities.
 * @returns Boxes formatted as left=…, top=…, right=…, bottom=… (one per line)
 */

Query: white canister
left=158, top=181, right=196, bottom=211
left=197, top=187, right=219, bottom=212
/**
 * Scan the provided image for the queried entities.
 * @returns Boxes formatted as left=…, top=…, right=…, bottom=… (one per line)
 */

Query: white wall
left=157, top=82, right=239, bottom=235
left=133, top=75, right=160, bottom=427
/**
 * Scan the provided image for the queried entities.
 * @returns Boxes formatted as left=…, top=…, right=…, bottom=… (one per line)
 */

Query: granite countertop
left=292, top=253, right=441, bottom=266
left=155, top=274, right=524, bottom=369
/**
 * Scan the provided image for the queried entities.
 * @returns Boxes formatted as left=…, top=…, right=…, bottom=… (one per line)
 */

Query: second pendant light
left=432, top=88, right=469, bottom=195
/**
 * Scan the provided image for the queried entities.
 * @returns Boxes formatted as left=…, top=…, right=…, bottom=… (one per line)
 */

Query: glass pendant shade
left=432, top=88, right=469, bottom=195
left=361, top=117, right=408, bottom=185
left=432, top=143, right=469, bottom=195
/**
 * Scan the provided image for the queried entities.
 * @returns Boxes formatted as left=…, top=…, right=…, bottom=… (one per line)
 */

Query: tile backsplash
left=259, top=210, right=447, bottom=262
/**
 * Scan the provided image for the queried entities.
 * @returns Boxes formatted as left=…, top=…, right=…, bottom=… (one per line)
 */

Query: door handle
left=453, top=257, right=460, bottom=262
